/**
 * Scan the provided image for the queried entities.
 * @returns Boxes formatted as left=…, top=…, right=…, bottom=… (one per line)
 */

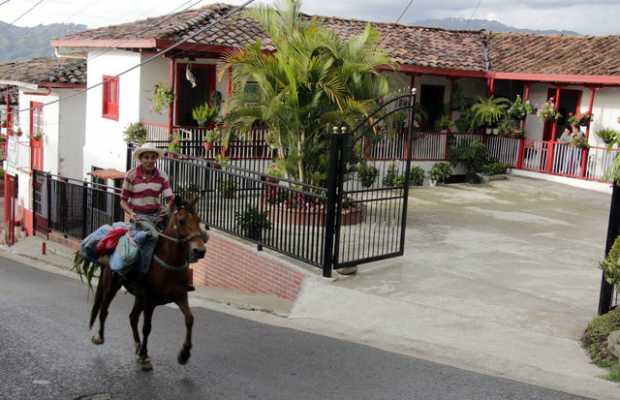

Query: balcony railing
left=141, top=121, right=619, bottom=184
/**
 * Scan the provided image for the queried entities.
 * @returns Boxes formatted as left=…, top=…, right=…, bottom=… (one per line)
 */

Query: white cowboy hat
left=133, top=142, right=165, bottom=160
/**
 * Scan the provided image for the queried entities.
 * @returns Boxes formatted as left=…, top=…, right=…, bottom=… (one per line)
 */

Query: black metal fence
left=33, top=170, right=122, bottom=239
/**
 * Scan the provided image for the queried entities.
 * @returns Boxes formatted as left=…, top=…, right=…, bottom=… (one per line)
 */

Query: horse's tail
left=89, top=273, right=105, bottom=329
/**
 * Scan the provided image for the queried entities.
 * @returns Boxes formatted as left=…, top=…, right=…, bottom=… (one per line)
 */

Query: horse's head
left=166, top=195, right=208, bottom=263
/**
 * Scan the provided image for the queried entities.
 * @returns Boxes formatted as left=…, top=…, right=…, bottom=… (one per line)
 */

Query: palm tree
left=223, top=0, right=391, bottom=185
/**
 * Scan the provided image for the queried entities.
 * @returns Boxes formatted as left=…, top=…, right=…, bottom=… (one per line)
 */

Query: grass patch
left=581, top=307, right=620, bottom=382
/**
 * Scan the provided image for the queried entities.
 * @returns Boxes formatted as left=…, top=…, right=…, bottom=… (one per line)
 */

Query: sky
left=0, top=0, right=618, bottom=36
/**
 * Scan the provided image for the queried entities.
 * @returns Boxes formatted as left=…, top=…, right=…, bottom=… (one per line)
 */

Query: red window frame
left=30, top=101, right=44, bottom=171
left=102, top=75, right=119, bottom=120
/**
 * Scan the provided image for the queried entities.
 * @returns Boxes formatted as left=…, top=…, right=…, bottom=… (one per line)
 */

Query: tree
left=223, top=0, right=391, bottom=185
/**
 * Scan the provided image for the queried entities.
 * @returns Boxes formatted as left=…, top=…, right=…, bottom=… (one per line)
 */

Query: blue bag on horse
left=80, top=224, right=112, bottom=262
left=110, top=233, right=140, bottom=274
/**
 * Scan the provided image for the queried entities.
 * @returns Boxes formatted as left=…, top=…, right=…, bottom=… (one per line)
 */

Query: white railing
left=552, top=142, right=584, bottom=177
left=453, top=133, right=484, bottom=148
left=522, top=140, right=548, bottom=172
left=16, top=141, right=31, bottom=172
left=486, top=136, right=520, bottom=166
left=143, top=122, right=169, bottom=141
left=412, top=132, right=447, bottom=160
left=586, top=146, right=619, bottom=182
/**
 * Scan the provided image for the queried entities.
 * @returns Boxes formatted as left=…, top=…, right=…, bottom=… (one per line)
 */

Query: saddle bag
left=110, top=233, right=140, bottom=274
left=80, top=224, right=112, bottom=262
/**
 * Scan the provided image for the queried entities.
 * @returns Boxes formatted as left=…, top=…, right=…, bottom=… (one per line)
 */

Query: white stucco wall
left=83, top=50, right=141, bottom=178
left=58, top=89, right=86, bottom=180
left=588, top=87, right=620, bottom=148
left=140, top=55, right=169, bottom=127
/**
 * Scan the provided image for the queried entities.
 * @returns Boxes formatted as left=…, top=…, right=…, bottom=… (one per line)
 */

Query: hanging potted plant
left=14, top=126, right=22, bottom=137
left=537, top=98, right=561, bottom=122
left=596, top=128, right=618, bottom=145
left=151, top=82, right=174, bottom=114
left=123, top=122, right=147, bottom=145
left=572, top=135, right=590, bottom=150
left=507, top=95, right=534, bottom=121
left=569, top=112, right=593, bottom=127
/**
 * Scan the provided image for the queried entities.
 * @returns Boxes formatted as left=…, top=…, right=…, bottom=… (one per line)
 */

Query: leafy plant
left=382, top=163, right=399, bottom=187
left=123, top=122, right=147, bottom=145
left=581, top=305, right=620, bottom=377
left=571, top=135, right=590, bottom=150
left=167, top=132, right=181, bottom=153
left=235, top=206, right=272, bottom=240
left=357, top=162, right=379, bottom=187
left=597, top=128, right=618, bottom=145
left=454, top=109, right=475, bottom=133
left=0, top=167, right=5, bottom=179
left=32, top=129, right=43, bottom=140
left=192, top=102, right=219, bottom=126
left=218, top=179, right=238, bottom=198
left=538, top=99, right=561, bottom=122
left=408, top=166, right=425, bottom=186
left=449, top=139, right=490, bottom=181
left=482, top=162, right=511, bottom=175
left=430, top=162, right=452, bottom=184
left=72, top=251, right=100, bottom=293
left=507, top=95, right=534, bottom=121
left=205, top=129, right=220, bottom=143
left=151, top=82, right=174, bottom=114
left=568, top=112, right=593, bottom=127
left=470, top=96, right=510, bottom=129
left=435, top=115, right=454, bottom=132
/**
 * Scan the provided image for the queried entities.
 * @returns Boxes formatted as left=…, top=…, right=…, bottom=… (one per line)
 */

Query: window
left=102, top=75, right=119, bottom=120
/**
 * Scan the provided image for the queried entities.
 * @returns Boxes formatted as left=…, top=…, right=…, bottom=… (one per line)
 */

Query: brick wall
left=192, top=231, right=306, bottom=301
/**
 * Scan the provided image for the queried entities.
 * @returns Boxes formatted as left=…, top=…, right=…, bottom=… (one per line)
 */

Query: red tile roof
left=53, top=3, right=620, bottom=79
left=0, top=57, right=86, bottom=87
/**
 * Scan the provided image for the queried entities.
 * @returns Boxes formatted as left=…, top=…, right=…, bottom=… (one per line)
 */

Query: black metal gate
left=330, top=89, right=417, bottom=269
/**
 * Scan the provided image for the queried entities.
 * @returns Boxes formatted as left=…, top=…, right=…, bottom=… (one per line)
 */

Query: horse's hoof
left=139, top=357, right=153, bottom=371
left=91, top=335, right=104, bottom=345
left=178, top=349, right=191, bottom=365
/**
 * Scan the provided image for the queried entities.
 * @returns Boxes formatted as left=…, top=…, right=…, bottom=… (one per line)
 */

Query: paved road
left=0, top=257, right=592, bottom=400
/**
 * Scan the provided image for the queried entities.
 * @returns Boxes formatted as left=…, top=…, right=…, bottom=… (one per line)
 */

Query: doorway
left=543, top=88, right=582, bottom=141
left=420, top=85, right=445, bottom=131
left=175, top=63, right=216, bottom=126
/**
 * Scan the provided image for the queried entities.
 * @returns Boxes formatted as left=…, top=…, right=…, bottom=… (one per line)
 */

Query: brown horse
left=89, top=196, right=208, bottom=371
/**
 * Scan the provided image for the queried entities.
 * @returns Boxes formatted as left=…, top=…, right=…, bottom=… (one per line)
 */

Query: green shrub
left=581, top=307, right=620, bottom=369
left=597, top=128, right=619, bottom=145
left=409, top=166, right=425, bottom=186
left=235, top=206, right=271, bottom=240
left=430, top=163, right=452, bottom=184
left=357, top=162, right=379, bottom=187
left=192, top=102, right=219, bottom=125
left=482, top=162, right=511, bottom=175
left=151, top=82, right=174, bottom=114
left=382, top=164, right=399, bottom=187
left=448, top=139, right=490, bottom=181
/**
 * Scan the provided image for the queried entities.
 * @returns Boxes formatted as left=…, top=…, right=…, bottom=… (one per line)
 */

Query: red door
left=29, top=101, right=44, bottom=171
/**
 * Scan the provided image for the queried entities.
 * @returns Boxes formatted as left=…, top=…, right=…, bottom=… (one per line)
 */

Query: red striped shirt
left=121, top=166, right=173, bottom=214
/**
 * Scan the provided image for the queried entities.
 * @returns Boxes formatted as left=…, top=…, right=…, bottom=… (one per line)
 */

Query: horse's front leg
left=92, top=268, right=121, bottom=345
left=138, top=302, right=155, bottom=371
left=176, top=295, right=194, bottom=365
left=129, top=297, right=144, bottom=355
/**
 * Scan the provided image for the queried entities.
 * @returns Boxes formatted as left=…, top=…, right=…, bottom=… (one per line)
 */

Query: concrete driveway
left=291, top=176, right=619, bottom=399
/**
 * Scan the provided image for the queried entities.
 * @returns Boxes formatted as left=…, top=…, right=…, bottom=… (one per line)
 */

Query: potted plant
left=235, top=206, right=272, bottom=241
left=572, top=135, right=590, bottom=150
left=382, top=163, right=399, bottom=187
left=537, top=98, right=561, bottom=122
left=430, top=162, right=452, bottom=185
left=123, top=122, right=147, bottom=145
left=596, top=128, right=618, bottom=145
left=497, top=117, right=518, bottom=137
left=435, top=115, right=455, bottom=133
left=192, top=102, right=219, bottom=127
left=203, top=129, right=220, bottom=151
left=167, top=132, right=181, bottom=154
left=151, top=82, right=174, bottom=114
left=408, top=166, right=425, bottom=186
left=569, top=112, right=593, bottom=127
left=14, top=127, right=22, bottom=137
left=218, top=179, right=238, bottom=199
left=357, top=162, right=379, bottom=188
left=507, top=95, right=534, bottom=121
left=470, top=96, right=510, bottom=134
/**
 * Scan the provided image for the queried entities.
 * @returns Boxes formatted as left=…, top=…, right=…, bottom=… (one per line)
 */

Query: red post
left=516, top=138, right=525, bottom=169
left=546, top=87, right=561, bottom=173
left=486, top=77, right=495, bottom=97
left=167, top=58, right=175, bottom=135
left=581, top=87, right=598, bottom=178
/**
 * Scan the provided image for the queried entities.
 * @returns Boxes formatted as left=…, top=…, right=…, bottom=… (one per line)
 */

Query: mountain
left=0, top=22, right=87, bottom=63
left=410, top=17, right=581, bottom=36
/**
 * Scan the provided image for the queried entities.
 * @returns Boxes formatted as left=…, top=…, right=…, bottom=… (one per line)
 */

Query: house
left=0, top=57, right=87, bottom=235
left=49, top=3, right=620, bottom=191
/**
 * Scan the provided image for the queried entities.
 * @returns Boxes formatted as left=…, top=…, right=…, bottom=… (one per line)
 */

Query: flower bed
left=263, top=202, right=366, bottom=226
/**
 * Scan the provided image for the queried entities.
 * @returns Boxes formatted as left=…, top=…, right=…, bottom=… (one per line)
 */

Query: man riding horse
left=120, top=142, right=194, bottom=291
